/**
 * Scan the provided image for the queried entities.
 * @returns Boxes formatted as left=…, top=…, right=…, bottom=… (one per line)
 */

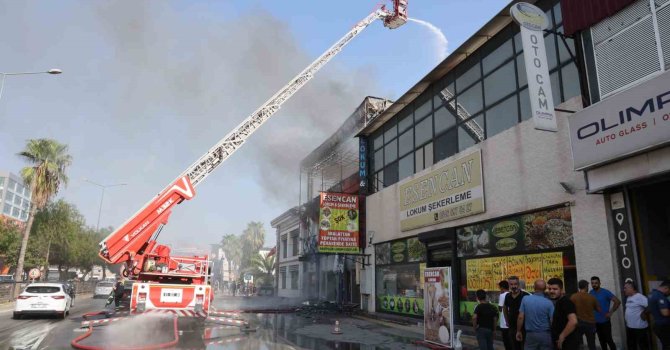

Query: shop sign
left=609, top=192, right=639, bottom=284
left=457, top=206, right=573, bottom=257
left=511, top=3, right=557, bottom=132
left=359, top=137, right=368, bottom=193
left=318, top=193, right=360, bottom=254
left=399, top=150, right=484, bottom=231
left=568, top=70, right=670, bottom=170
left=465, top=252, right=564, bottom=291
left=424, top=267, right=453, bottom=347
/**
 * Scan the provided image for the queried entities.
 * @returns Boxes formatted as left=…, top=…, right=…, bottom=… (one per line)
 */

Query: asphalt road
left=0, top=294, right=109, bottom=350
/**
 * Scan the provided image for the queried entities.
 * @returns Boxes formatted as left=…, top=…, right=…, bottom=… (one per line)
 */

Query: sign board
left=424, top=267, right=453, bottom=347
left=511, top=2, right=557, bottom=132
left=465, top=252, right=564, bottom=291
left=568, top=70, right=670, bottom=170
left=359, top=137, right=368, bottom=193
left=318, top=193, right=360, bottom=253
left=243, top=273, right=253, bottom=282
left=28, top=268, right=41, bottom=280
left=609, top=192, right=640, bottom=285
left=399, top=150, right=484, bottom=231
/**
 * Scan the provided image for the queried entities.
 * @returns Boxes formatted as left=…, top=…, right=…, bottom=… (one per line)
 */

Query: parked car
left=13, top=283, right=72, bottom=319
left=0, top=275, right=15, bottom=283
left=94, top=281, right=114, bottom=299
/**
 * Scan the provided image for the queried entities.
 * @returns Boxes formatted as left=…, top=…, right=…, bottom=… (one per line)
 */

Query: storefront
left=374, top=236, right=427, bottom=317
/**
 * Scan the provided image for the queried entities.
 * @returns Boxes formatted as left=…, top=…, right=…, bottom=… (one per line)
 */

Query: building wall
left=362, top=97, right=624, bottom=343
left=0, top=171, right=32, bottom=222
left=274, top=212, right=302, bottom=299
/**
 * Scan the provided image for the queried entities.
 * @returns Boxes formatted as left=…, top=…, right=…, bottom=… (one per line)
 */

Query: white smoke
left=408, top=18, right=449, bottom=61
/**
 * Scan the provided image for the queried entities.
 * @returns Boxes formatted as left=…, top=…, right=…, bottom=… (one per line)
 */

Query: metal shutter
left=658, top=3, right=670, bottom=68
left=594, top=16, right=661, bottom=96
left=591, top=0, right=652, bottom=45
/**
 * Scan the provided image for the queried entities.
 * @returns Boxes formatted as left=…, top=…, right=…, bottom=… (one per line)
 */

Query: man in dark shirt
left=504, top=276, right=529, bottom=350
left=548, top=278, right=578, bottom=350
left=649, top=280, right=670, bottom=349
left=473, top=289, right=498, bottom=350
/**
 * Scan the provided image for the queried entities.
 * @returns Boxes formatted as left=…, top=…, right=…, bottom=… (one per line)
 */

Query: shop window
left=434, top=105, right=457, bottom=135
left=384, top=162, right=399, bottom=186
left=384, top=139, right=398, bottom=165
left=455, top=205, right=577, bottom=325
left=561, top=63, right=581, bottom=101
left=458, top=82, right=483, bottom=115
left=484, top=62, right=516, bottom=107
left=398, top=129, right=413, bottom=157
left=398, top=153, right=414, bottom=181
left=483, top=39, right=514, bottom=75
left=458, top=116, right=483, bottom=152
left=414, top=115, right=433, bottom=147
left=375, top=237, right=427, bottom=318
left=374, top=149, right=384, bottom=173
left=434, top=127, right=458, bottom=164
left=486, top=95, right=519, bottom=139
left=457, top=62, right=481, bottom=91
left=415, top=99, right=432, bottom=120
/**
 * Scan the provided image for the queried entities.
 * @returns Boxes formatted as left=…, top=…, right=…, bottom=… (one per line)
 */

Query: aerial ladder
left=97, top=1, right=409, bottom=317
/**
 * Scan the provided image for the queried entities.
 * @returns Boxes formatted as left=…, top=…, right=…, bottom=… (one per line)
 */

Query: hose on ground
left=71, top=315, right=179, bottom=350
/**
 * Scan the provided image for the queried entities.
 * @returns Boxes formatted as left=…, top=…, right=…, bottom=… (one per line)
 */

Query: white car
left=13, top=283, right=72, bottom=319
left=94, top=281, right=114, bottom=299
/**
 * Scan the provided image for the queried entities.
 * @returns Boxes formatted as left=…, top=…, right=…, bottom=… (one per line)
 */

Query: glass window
left=281, top=271, right=286, bottom=289
left=385, top=139, right=398, bottom=165
left=374, top=149, right=384, bottom=172
left=374, top=171, right=384, bottom=190
left=486, top=96, right=519, bottom=139
left=551, top=70, right=561, bottom=104
left=24, top=186, right=31, bottom=198
left=5, top=193, right=13, bottom=204
left=458, top=82, right=483, bottom=115
left=0, top=177, right=5, bottom=189
left=12, top=207, right=20, bottom=218
left=2, top=204, right=10, bottom=215
left=398, top=113, right=413, bottom=133
left=484, top=62, right=516, bottom=106
left=483, top=40, right=514, bottom=75
left=561, top=63, right=581, bottom=101
left=438, top=82, right=456, bottom=102
left=399, top=129, right=414, bottom=156
left=22, top=199, right=29, bottom=210
left=434, top=105, right=457, bottom=135
left=459, top=116, right=483, bottom=152
left=384, top=122, right=397, bottom=143
left=424, top=142, right=434, bottom=168
left=514, top=32, right=522, bottom=54
left=290, top=270, right=299, bottom=289
left=434, top=127, right=458, bottom=163
left=415, top=148, right=424, bottom=173
left=16, top=185, right=24, bottom=197
left=457, top=62, right=481, bottom=90
left=415, top=115, right=432, bottom=147
left=517, top=54, right=527, bottom=88
left=556, top=27, right=575, bottom=64
left=282, top=237, right=288, bottom=258
left=21, top=211, right=28, bottom=220
left=373, top=133, right=384, bottom=150
left=553, top=2, right=562, bottom=25
left=13, top=195, right=21, bottom=206
left=291, top=234, right=299, bottom=257
left=415, top=99, right=432, bottom=120
left=384, top=162, right=399, bottom=186
left=545, top=33, right=558, bottom=71
left=8, top=179, right=16, bottom=192
left=519, top=88, right=532, bottom=121
left=399, top=153, right=414, bottom=181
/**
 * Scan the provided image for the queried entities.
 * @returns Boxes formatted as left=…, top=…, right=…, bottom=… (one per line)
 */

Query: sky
left=0, top=0, right=509, bottom=252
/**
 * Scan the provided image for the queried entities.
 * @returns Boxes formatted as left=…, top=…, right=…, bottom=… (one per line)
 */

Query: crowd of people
left=471, top=276, right=670, bottom=350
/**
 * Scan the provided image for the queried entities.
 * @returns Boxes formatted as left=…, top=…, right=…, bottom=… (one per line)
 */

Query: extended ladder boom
left=99, top=7, right=405, bottom=267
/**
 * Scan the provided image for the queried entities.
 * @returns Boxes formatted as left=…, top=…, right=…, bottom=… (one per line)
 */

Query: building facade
left=0, top=171, right=32, bottom=223
left=271, top=207, right=302, bottom=298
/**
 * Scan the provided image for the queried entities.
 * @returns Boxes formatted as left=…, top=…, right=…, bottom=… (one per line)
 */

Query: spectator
left=516, top=279, right=554, bottom=350
left=590, top=276, right=621, bottom=350
left=623, top=281, right=650, bottom=350
left=648, top=280, right=670, bottom=349
left=504, top=276, right=530, bottom=350
left=570, top=279, right=600, bottom=350
left=473, top=289, right=498, bottom=350
left=498, top=280, right=512, bottom=350
left=548, top=278, right=578, bottom=350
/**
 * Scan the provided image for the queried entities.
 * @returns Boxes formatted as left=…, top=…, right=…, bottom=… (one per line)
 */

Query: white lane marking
left=9, top=322, right=56, bottom=350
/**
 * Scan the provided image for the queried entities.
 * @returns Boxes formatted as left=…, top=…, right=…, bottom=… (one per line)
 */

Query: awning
left=561, top=0, right=636, bottom=36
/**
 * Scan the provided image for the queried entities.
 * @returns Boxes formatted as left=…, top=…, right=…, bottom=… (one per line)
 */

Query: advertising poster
left=464, top=252, right=565, bottom=291
left=424, top=267, right=453, bottom=347
left=318, top=193, right=359, bottom=253
left=377, top=295, right=424, bottom=316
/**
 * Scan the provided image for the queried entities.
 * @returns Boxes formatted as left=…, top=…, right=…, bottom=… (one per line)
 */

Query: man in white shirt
left=498, top=280, right=512, bottom=350
left=623, top=281, right=650, bottom=350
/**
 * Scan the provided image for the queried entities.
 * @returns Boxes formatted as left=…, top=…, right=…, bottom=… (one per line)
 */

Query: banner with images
left=465, top=252, right=565, bottom=292
left=377, top=295, right=424, bottom=316
left=424, top=267, right=454, bottom=347
left=318, top=193, right=359, bottom=253
left=457, top=206, right=573, bottom=257
left=375, top=237, right=427, bottom=265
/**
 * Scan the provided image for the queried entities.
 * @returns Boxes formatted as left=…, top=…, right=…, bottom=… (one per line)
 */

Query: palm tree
left=14, top=139, right=72, bottom=289
left=220, top=234, right=240, bottom=283
left=249, top=252, right=275, bottom=286
left=243, top=221, right=265, bottom=252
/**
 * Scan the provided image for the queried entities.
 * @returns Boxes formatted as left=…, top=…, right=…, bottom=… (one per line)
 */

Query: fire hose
left=71, top=315, right=179, bottom=350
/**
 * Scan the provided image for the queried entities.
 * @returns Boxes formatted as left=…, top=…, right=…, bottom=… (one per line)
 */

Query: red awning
left=561, top=0, right=636, bottom=36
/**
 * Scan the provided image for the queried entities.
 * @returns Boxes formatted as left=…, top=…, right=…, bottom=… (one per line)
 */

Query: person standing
left=504, top=276, right=529, bottom=350
left=498, top=281, right=512, bottom=350
left=623, top=281, right=650, bottom=350
left=590, top=276, right=621, bottom=350
left=570, top=279, right=600, bottom=350
left=113, top=277, right=125, bottom=307
left=516, top=279, right=554, bottom=350
left=547, top=278, right=578, bottom=350
left=648, top=280, right=670, bottom=349
left=473, top=289, right=498, bottom=350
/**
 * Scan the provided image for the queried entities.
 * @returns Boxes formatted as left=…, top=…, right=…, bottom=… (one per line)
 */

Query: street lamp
left=84, top=179, right=127, bottom=231
left=0, top=68, right=63, bottom=101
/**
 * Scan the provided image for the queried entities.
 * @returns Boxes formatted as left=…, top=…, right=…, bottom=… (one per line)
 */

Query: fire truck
left=97, top=1, right=408, bottom=317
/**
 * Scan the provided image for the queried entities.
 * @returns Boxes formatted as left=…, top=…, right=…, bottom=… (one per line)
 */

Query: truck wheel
left=12, top=312, right=21, bottom=320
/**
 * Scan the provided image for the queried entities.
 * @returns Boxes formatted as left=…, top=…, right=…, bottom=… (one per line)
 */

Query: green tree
left=14, top=139, right=72, bottom=286
left=220, top=234, right=240, bottom=282
left=0, top=220, right=22, bottom=272
left=31, top=200, right=82, bottom=280
left=249, top=252, right=275, bottom=286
